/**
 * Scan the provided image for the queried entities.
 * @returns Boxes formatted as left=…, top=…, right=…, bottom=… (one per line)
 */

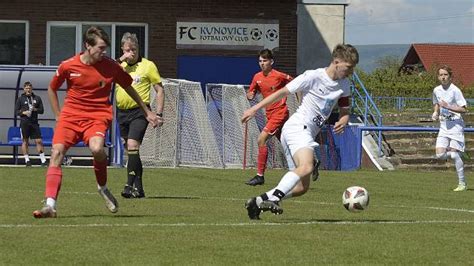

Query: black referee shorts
left=117, top=107, right=149, bottom=143
left=20, top=120, right=42, bottom=140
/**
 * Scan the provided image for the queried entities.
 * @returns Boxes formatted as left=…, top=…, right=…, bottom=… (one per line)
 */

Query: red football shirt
left=50, top=53, right=132, bottom=122
left=249, top=69, right=293, bottom=113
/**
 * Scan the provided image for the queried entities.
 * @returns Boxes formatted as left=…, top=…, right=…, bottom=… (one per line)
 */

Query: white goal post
left=140, top=79, right=223, bottom=168
left=206, top=84, right=299, bottom=169
left=136, top=80, right=299, bottom=169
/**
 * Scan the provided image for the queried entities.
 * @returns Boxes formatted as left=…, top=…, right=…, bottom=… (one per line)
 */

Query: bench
left=5, top=126, right=54, bottom=146
left=1, top=126, right=113, bottom=165
left=3, top=126, right=112, bottom=147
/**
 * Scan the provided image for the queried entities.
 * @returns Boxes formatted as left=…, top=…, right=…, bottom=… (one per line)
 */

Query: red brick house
left=401, top=43, right=474, bottom=86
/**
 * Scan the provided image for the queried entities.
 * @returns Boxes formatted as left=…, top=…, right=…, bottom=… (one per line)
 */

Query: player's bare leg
left=90, top=136, right=118, bottom=213
left=35, top=138, right=47, bottom=166
left=21, top=138, right=31, bottom=167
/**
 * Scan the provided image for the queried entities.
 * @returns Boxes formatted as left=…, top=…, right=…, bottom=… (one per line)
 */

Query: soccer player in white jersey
left=241, top=44, right=359, bottom=219
left=432, top=65, right=468, bottom=192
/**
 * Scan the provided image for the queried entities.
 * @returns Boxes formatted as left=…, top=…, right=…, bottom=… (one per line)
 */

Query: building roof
left=401, top=43, right=474, bottom=86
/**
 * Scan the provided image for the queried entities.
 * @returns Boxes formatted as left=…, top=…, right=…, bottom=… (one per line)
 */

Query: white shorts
left=281, top=120, right=320, bottom=170
left=436, top=136, right=465, bottom=152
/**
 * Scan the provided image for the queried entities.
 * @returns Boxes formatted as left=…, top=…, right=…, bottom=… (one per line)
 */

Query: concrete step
left=398, top=156, right=474, bottom=166
left=382, top=112, right=474, bottom=126
left=368, top=111, right=474, bottom=171
left=398, top=163, right=474, bottom=171
left=394, top=148, right=474, bottom=157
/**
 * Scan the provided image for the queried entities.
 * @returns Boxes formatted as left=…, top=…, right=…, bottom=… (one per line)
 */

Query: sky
left=345, top=0, right=474, bottom=45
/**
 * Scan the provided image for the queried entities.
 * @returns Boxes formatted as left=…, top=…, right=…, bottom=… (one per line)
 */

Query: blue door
left=177, top=55, right=259, bottom=89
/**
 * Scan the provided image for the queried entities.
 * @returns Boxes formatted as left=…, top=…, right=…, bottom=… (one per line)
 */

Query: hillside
left=355, top=44, right=410, bottom=73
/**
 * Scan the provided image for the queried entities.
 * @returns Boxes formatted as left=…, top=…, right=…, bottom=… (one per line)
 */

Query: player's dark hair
left=259, top=49, right=274, bottom=60
left=437, top=65, right=453, bottom=77
left=23, top=81, right=32, bottom=87
left=332, top=44, right=359, bottom=65
left=83, top=26, right=111, bottom=47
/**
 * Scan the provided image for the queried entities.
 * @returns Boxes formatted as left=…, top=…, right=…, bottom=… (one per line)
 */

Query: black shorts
left=117, top=107, right=149, bottom=143
left=20, top=120, right=42, bottom=140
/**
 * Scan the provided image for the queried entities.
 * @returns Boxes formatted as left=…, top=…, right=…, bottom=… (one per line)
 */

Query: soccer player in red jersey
left=33, top=26, right=159, bottom=218
left=245, top=49, right=293, bottom=186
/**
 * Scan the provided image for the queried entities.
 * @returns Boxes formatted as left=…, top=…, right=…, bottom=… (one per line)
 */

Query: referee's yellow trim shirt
left=116, top=57, right=162, bottom=110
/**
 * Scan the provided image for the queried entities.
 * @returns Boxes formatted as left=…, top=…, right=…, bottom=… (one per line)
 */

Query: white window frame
left=0, top=20, right=29, bottom=65
left=46, top=21, right=148, bottom=65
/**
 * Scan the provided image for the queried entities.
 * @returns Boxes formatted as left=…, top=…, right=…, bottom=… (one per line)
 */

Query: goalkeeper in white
left=241, top=44, right=359, bottom=219
left=432, top=65, right=468, bottom=192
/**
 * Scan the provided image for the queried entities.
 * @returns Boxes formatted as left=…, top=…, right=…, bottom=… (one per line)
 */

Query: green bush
left=355, top=56, right=474, bottom=99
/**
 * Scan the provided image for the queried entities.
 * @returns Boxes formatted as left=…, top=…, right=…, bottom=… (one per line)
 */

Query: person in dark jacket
left=15, top=81, right=47, bottom=166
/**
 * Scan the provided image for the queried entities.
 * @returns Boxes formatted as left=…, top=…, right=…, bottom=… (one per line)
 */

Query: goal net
left=140, top=79, right=223, bottom=168
left=206, top=84, right=299, bottom=169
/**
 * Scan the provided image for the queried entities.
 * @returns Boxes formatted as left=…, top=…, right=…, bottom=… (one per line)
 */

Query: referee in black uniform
left=15, top=81, right=47, bottom=166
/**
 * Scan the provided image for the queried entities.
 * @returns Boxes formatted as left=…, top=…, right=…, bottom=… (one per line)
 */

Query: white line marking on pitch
left=5, top=190, right=474, bottom=214
left=0, top=220, right=472, bottom=229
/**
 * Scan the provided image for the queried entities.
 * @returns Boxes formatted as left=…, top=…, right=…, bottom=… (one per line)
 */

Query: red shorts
left=263, top=107, right=289, bottom=135
left=53, top=118, right=110, bottom=148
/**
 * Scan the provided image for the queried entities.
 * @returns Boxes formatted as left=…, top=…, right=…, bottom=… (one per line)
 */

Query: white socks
left=437, top=151, right=466, bottom=185
left=266, top=171, right=300, bottom=202
left=39, top=152, right=46, bottom=163
left=46, top=198, right=56, bottom=209
left=24, top=154, right=30, bottom=162
left=450, top=152, right=465, bottom=185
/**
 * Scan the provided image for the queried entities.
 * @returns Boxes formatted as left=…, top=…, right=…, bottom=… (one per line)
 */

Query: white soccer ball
left=342, top=186, right=369, bottom=212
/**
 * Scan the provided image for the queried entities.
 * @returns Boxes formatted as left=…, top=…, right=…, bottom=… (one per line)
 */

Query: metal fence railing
left=372, top=96, right=474, bottom=112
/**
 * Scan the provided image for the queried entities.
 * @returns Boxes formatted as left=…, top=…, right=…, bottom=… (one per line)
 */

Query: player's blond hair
left=121, top=32, right=139, bottom=47
left=332, top=44, right=359, bottom=65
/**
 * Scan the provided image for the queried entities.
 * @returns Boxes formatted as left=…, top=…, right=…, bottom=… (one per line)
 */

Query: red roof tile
left=402, top=43, right=474, bottom=86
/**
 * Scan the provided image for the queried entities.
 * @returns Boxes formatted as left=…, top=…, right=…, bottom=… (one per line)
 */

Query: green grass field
left=0, top=166, right=472, bottom=265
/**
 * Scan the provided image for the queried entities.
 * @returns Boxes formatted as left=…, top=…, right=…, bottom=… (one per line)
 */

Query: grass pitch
left=0, top=166, right=472, bottom=265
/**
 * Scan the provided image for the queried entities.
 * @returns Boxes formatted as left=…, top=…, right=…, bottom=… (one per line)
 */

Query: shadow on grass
left=278, top=218, right=418, bottom=224
left=58, top=214, right=152, bottom=218
left=146, top=196, right=201, bottom=200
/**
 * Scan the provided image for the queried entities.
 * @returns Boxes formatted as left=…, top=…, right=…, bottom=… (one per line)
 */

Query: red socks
left=257, top=146, right=268, bottom=176
left=45, top=166, right=62, bottom=199
left=93, top=159, right=108, bottom=186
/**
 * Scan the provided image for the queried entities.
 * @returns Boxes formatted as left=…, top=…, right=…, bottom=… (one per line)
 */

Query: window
left=49, top=26, right=76, bottom=66
left=47, top=22, right=147, bottom=65
left=0, top=20, right=28, bottom=65
left=115, top=25, right=146, bottom=60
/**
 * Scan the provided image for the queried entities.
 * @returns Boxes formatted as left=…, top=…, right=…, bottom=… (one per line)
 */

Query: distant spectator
left=432, top=65, right=469, bottom=192
left=15, top=81, right=47, bottom=167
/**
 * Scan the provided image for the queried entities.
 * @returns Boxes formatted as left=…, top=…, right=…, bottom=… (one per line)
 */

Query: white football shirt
left=432, top=83, right=466, bottom=141
left=285, top=68, right=351, bottom=131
